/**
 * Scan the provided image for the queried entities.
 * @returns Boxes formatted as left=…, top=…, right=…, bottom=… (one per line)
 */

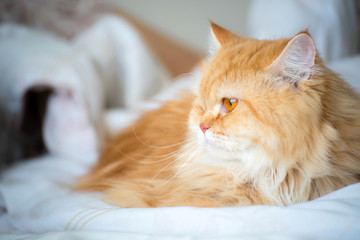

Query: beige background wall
left=106, top=0, right=252, bottom=54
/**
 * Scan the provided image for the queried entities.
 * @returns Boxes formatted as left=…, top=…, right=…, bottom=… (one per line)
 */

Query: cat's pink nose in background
left=199, top=123, right=210, bottom=134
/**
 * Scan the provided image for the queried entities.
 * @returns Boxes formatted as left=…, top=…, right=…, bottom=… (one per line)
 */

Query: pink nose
left=199, top=123, right=210, bottom=134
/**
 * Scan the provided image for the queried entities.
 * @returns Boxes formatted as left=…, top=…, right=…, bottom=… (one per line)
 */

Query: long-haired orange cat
left=76, top=23, right=360, bottom=207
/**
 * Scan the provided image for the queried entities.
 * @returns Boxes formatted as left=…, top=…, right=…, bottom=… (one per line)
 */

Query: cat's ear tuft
left=208, top=21, right=237, bottom=55
left=268, top=33, right=316, bottom=87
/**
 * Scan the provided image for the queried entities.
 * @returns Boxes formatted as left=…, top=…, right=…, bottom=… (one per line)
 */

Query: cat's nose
left=199, top=123, right=210, bottom=134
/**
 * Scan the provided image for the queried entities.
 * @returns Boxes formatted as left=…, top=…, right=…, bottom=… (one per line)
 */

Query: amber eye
left=223, top=98, right=238, bottom=112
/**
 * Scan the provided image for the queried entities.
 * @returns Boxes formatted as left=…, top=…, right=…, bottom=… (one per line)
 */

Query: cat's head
left=188, top=22, right=335, bottom=172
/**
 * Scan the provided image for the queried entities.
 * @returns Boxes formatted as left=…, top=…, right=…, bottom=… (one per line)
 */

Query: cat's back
left=76, top=92, right=195, bottom=191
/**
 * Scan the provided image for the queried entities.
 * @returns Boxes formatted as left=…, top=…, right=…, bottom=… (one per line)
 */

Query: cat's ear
left=209, top=21, right=238, bottom=55
left=268, top=33, right=316, bottom=87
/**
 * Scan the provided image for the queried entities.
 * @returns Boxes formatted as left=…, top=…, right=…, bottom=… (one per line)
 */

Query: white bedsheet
left=0, top=153, right=359, bottom=239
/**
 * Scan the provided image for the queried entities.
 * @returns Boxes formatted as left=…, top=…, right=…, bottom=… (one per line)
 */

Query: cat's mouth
left=196, top=132, right=248, bottom=165
left=198, top=130, right=255, bottom=159
left=199, top=131, right=235, bottom=154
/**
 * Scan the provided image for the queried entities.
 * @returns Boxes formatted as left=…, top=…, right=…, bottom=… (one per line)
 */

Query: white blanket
left=1, top=151, right=360, bottom=239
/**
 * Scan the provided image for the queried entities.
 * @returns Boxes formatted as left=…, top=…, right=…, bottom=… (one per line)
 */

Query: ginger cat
left=76, top=23, right=360, bottom=207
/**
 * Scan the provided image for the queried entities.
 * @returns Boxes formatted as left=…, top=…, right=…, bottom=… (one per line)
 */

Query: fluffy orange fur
left=76, top=23, right=360, bottom=207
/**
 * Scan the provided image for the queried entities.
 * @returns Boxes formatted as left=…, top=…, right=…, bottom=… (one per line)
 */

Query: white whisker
left=139, top=144, right=199, bottom=192
left=149, top=145, right=194, bottom=181
left=161, top=145, right=199, bottom=185
left=115, top=138, right=194, bottom=164
left=132, top=125, right=195, bottom=149
left=113, top=141, right=191, bottom=164
left=132, top=144, right=191, bottom=164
